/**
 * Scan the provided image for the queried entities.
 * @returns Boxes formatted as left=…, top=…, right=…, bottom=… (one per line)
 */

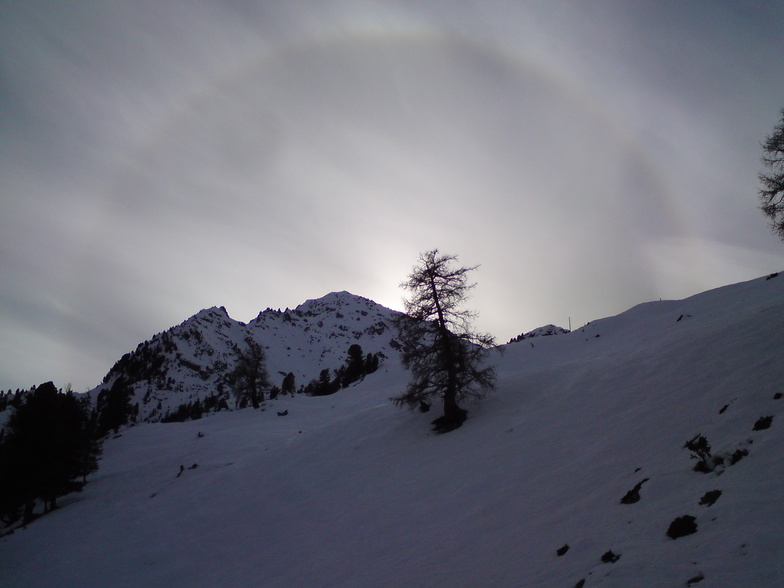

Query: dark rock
left=753, top=415, right=773, bottom=430
left=774, top=392, right=782, bottom=400
left=667, top=515, right=698, bottom=539
left=686, top=572, right=705, bottom=585
left=699, top=490, right=722, bottom=506
left=556, top=544, right=569, bottom=556
left=729, top=448, right=748, bottom=465
left=601, top=550, right=620, bottom=563
left=277, top=410, right=288, bottom=416
left=620, top=477, right=650, bottom=504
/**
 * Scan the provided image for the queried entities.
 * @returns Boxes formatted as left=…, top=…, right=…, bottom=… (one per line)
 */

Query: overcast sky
left=2, top=1, right=782, bottom=391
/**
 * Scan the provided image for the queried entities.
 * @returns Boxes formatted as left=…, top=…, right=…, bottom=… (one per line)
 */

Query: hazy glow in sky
left=1, top=1, right=782, bottom=391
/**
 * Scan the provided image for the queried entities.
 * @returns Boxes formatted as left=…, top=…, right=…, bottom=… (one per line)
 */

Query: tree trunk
left=435, top=340, right=467, bottom=433
left=427, top=270, right=467, bottom=432
left=443, top=392, right=466, bottom=424
left=23, top=499, right=35, bottom=524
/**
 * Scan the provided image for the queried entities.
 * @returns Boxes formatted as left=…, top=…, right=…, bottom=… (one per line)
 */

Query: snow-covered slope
left=1, top=274, right=782, bottom=587
left=91, top=291, right=399, bottom=421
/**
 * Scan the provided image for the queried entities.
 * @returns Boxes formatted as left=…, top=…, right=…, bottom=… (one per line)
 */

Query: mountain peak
left=298, top=290, right=371, bottom=308
left=89, top=290, right=401, bottom=422
left=192, top=306, right=230, bottom=320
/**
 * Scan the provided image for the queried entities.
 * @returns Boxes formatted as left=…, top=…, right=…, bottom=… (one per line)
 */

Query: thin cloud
left=1, top=1, right=781, bottom=390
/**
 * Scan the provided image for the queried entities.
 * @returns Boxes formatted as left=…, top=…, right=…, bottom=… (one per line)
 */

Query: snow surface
left=1, top=275, right=783, bottom=587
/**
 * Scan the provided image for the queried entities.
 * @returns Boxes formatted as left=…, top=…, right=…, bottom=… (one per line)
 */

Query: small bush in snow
left=684, top=434, right=721, bottom=473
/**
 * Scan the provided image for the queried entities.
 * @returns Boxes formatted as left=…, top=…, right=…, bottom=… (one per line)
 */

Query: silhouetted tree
left=342, top=344, right=366, bottom=387
left=96, top=378, right=134, bottom=437
left=392, top=250, right=497, bottom=433
left=75, top=399, right=101, bottom=484
left=281, top=372, right=296, bottom=396
left=759, top=107, right=784, bottom=239
left=366, top=353, right=380, bottom=374
left=0, top=382, right=100, bottom=524
left=230, top=338, right=270, bottom=408
left=161, top=399, right=205, bottom=423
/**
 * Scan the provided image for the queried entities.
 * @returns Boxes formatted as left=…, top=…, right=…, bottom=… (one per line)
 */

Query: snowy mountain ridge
left=92, top=290, right=400, bottom=422
left=2, top=273, right=783, bottom=586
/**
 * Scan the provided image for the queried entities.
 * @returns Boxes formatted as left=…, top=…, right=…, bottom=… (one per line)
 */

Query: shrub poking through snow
left=684, top=434, right=721, bottom=473
left=667, top=515, right=697, bottom=539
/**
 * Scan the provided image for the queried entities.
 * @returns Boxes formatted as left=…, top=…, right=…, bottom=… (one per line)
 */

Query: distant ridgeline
left=90, top=292, right=401, bottom=426
left=507, top=324, right=570, bottom=345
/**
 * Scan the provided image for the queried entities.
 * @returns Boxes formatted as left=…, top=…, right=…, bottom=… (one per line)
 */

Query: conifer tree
left=393, top=250, right=497, bottom=433
left=230, top=337, right=270, bottom=408
left=281, top=372, right=296, bottom=396
left=342, top=344, right=366, bottom=386
left=0, top=382, right=101, bottom=524
left=96, top=378, right=134, bottom=437
left=759, top=107, right=784, bottom=239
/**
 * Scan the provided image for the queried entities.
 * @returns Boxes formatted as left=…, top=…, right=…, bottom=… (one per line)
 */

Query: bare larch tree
left=392, top=249, right=497, bottom=433
left=759, top=107, right=784, bottom=239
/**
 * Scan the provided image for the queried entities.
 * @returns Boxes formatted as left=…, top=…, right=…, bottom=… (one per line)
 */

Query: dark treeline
left=0, top=389, right=27, bottom=413
left=0, top=382, right=102, bottom=527
left=302, top=344, right=381, bottom=396
left=160, top=344, right=382, bottom=422
left=160, top=392, right=230, bottom=423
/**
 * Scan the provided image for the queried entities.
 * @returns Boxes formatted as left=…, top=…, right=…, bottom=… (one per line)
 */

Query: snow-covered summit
left=508, top=324, right=570, bottom=343
left=91, top=291, right=400, bottom=422
left=296, top=290, right=380, bottom=312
